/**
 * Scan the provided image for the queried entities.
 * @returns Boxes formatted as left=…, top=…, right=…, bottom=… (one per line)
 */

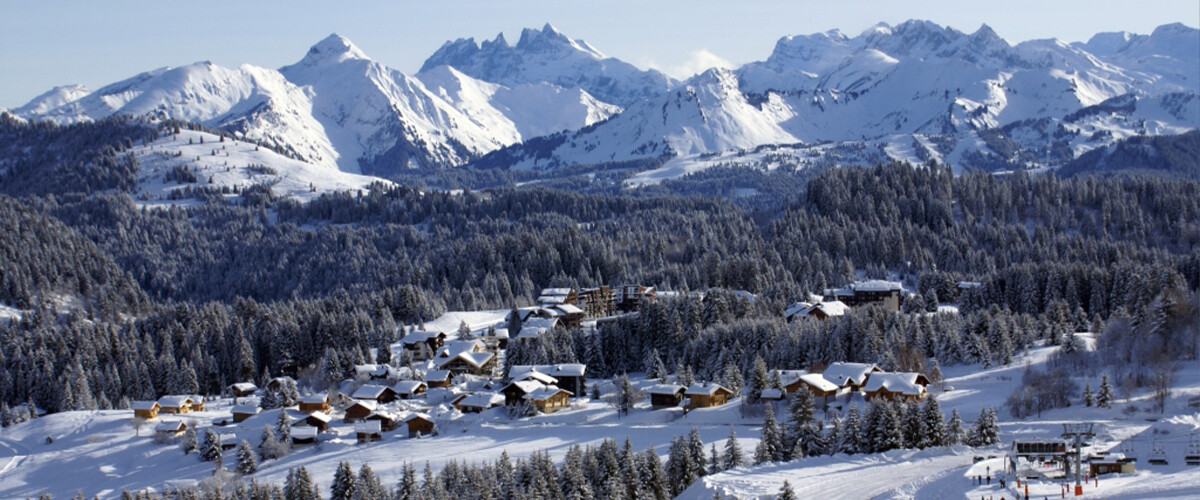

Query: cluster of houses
left=771, top=362, right=930, bottom=408
left=785, top=279, right=907, bottom=321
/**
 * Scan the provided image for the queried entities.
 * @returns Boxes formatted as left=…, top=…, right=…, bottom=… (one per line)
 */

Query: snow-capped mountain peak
left=516, top=23, right=605, bottom=59
left=291, top=33, right=369, bottom=69
left=12, top=84, right=91, bottom=116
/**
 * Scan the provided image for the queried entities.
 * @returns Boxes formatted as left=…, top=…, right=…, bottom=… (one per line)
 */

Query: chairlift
left=1148, top=440, right=1169, bottom=466
left=1185, top=432, right=1200, bottom=467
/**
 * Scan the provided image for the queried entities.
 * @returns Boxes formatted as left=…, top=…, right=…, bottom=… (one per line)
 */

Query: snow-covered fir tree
left=236, top=440, right=257, bottom=475
left=724, top=426, right=745, bottom=469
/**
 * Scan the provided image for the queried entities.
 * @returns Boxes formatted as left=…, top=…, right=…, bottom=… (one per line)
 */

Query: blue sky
left=2, top=0, right=1197, bottom=108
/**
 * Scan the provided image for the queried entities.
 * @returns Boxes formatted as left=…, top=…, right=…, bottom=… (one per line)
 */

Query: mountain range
left=9, top=21, right=1200, bottom=182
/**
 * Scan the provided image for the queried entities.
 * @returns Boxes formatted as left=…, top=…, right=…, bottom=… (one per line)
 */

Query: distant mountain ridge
left=12, top=20, right=1200, bottom=182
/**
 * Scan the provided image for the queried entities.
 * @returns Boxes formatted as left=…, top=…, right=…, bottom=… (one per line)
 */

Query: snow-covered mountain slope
left=15, top=33, right=619, bottom=177
left=419, top=23, right=676, bottom=107
left=477, top=20, right=1198, bottom=175
left=131, top=129, right=387, bottom=205
left=1077, top=23, right=1200, bottom=92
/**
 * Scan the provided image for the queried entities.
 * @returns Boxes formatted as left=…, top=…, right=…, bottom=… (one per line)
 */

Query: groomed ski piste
left=1, top=309, right=1197, bottom=499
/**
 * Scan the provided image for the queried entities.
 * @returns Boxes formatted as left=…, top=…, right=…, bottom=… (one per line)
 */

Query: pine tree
left=395, top=463, right=418, bottom=500
left=181, top=426, right=198, bottom=455
left=329, top=461, right=356, bottom=500
left=723, top=426, right=745, bottom=469
left=785, top=389, right=815, bottom=458
left=968, top=406, right=1000, bottom=446
left=259, top=426, right=280, bottom=460
left=873, top=403, right=904, bottom=452
left=358, top=463, right=386, bottom=500
left=688, top=427, right=707, bottom=479
left=200, top=428, right=222, bottom=462
left=721, top=362, right=744, bottom=398
left=946, top=408, right=966, bottom=445
left=749, top=356, right=769, bottom=403
left=665, top=437, right=694, bottom=497
left=1097, top=373, right=1114, bottom=408
left=286, top=466, right=319, bottom=500
left=1083, top=383, right=1094, bottom=407
left=276, top=410, right=291, bottom=441
left=921, top=398, right=946, bottom=448
left=755, top=404, right=783, bottom=464
left=643, top=446, right=669, bottom=500
left=901, top=401, right=926, bottom=449
left=708, top=444, right=721, bottom=475
left=777, top=480, right=797, bottom=500
left=236, top=440, right=258, bottom=475
left=840, top=404, right=861, bottom=454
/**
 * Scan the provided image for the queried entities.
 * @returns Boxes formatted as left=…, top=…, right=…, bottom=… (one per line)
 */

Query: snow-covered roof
left=761, top=388, right=784, bottom=400
left=523, top=317, right=559, bottom=330
left=132, top=401, right=160, bottom=411
left=505, top=380, right=547, bottom=395
left=554, top=303, right=584, bottom=315
left=823, top=362, right=880, bottom=387
left=523, top=385, right=572, bottom=401
left=306, top=411, right=332, bottom=423
left=354, top=364, right=395, bottom=378
left=218, top=432, right=237, bottom=443
left=230, top=382, right=258, bottom=392
left=347, top=400, right=379, bottom=411
left=457, top=392, right=505, bottom=409
left=155, top=420, right=186, bottom=432
left=647, top=384, right=686, bottom=395
left=540, top=288, right=572, bottom=296
left=789, top=300, right=848, bottom=319
left=509, top=364, right=587, bottom=380
left=157, top=395, right=193, bottom=408
left=685, top=383, right=731, bottom=396
left=957, top=281, right=983, bottom=289
left=232, top=403, right=259, bottom=415
left=367, top=410, right=400, bottom=422
left=189, top=395, right=206, bottom=404
left=392, top=380, right=427, bottom=395
left=291, top=426, right=318, bottom=439
left=355, top=420, right=382, bottom=434
left=516, top=326, right=546, bottom=340
left=401, top=330, right=445, bottom=345
left=772, top=369, right=808, bottom=387
left=437, top=339, right=483, bottom=358
left=351, top=385, right=392, bottom=400
left=405, top=412, right=433, bottom=423
left=799, top=373, right=840, bottom=392
left=300, top=393, right=329, bottom=404
left=784, top=301, right=814, bottom=318
left=851, top=280, right=903, bottom=292
left=424, top=369, right=452, bottom=382
left=512, top=371, right=559, bottom=385
left=439, top=351, right=494, bottom=370
left=862, top=372, right=927, bottom=396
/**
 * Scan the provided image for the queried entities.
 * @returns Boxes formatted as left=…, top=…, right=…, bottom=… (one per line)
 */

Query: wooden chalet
left=188, top=396, right=206, bottom=412
left=301, top=411, right=332, bottom=432
left=405, top=413, right=436, bottom=437
left=1090, top=454, right=1136, bottom=476
left=232, top=403, right=259, bottom=423
left=537, top=288, right=577, bottom=306
left=862, top=372, right=929, bottom=402
left=760, top=388, right=785, bottom=402
left=392, top=380, right=427, bottom=399
left=784, top=300, right=849, bottom=321
left=343, top=400, right=379, bottom=423
left=298, top=393, right=331, bottom=413
left=291, top=426, right=318, bottom=446
left=508, top=364, right=588, bottom=396
left=356, top=420, right=383, bottom=443
left=229, top=382, right=258, bottom=398
left=216, top=432, right=237, bottom=450
left=354, top=364, right=397, bottom=381
left=438, top=351, right=496, bottom=376
left=424, top=369, right=453, bottom=388
left=822, top=362, right=883, bottom=393
left=824, top=280, right=904, bottom=312
left=157, top=395, right=194, bottom=414
left=648, top=384, right=686, bottom=409
left=351, top=384, right=397, bottom=403
left=155, top=420, right=187, bottom=438
left=132, top=401, right=160, bottom=420
left=685, top=383, right=733, bottom=409
left=454, top=393, right=505, bottom=413
left=501, top=380, right=574, bottom=414
left=775, top=370, right=840, bottom=407
left=399, top=330, right=447, bottom=362
left=365, top=411, right=400, bottom=432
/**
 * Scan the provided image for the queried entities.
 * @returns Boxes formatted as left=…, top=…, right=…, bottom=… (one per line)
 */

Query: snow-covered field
left=2, top=322, right=1198, bottom=499
left=131, top=129, right=388, bottom=206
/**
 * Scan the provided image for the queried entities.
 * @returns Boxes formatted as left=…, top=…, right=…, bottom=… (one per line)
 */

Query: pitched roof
left=155, top=420, right=186, bottom=432
left=132, top=401, right=160, bottom=411
left=798, top=373, right=840, bottom=392
left=306, top=411, right=332, bottom=423
left=392, top=380, right=427, bottom=395
left=291, top=426, right=318, bottom=439
left=300, top=393, right=329, bottom=404
left=439, top=351, right=495, bottom=370
left=366, top=410, right=400, bottom=422
left=823, top=362, right=881, bottom=387
left=523, top=317, right=559, bottom=330
left=504, top=380, right=546, bottom=396
left=862, top=372, right=927, bottom=396
left=351, top=385, right=392, bottom=400
left=647, top=384, right=686, bottom=395
left=347, top=399, right=379, bottom=412
left=400, top=330, right=445, bottom=345
left=355, top=420, right=382, bottom=434
left=554, top=303, right=584, bottom=315
left=511, top=371, right=559, bottom=385
left=510, top=364, right=587, bottom=379
left=788, top=300, right=848, bottom=319
left=157, top=395, right=193, bottom=408
left=457, top=392, right=505, bottom=409
left=437, top=339, right=483, bottom=358
left=405, top=412, right=433, bottom=423
left=772, top=369, right=808, bottom=388
left=523, top=386, right=572, bottom=402
left=424, top=369, right=452, bottom=382
left=232, top=403, right=259, bottom=415
left=761, top=388, right=785, bottom=400
left=685, top=383, right=731, bottom=396
left=230, top=382, right=258, bottom=392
